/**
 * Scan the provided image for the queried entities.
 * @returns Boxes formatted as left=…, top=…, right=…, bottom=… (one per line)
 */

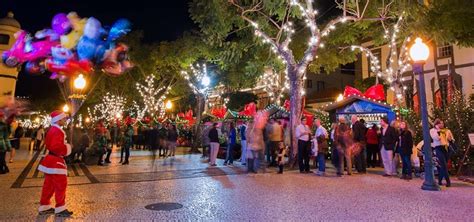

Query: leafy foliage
left=224, top=91, right=258, bottom=110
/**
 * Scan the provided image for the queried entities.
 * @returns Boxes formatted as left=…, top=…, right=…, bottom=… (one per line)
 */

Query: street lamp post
left=409, top=38, right=439, bottom=191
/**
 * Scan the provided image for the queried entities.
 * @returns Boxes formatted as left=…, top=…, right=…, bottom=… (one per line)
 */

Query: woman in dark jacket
left=398, top=121, right=413, bottom=180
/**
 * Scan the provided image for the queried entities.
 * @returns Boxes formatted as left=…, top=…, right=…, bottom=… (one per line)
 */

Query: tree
left=180, top=63, right=211, bottom=152
left=136, top=75, right=171, bottom=118
left=190, top=0, right=382, bottom=158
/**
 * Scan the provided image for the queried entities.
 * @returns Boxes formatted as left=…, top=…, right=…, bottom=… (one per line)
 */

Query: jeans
left=317, top=153, right=326, bottom=172
left=381, top=148, right=394, bottom=175
left=225, top=143, right=234, bottom=164
left=265, top=141, right=271, bottom=162
left=269, top=141, right=279, bottom=166
left=366, top=143, right=378, bottom=167
left=209, top=142, right=219, bottom=165
left=401, top=154, right=412, bottom=176
left=124, top=142, right=131, bottom=163
left=248, top=149, right=264, bottom=173
left=435, top=146, right=450, bottom=185
left=240, top=140, right=247, bottom=164
left=354, top=145, right=366, bottom=172
left=298, top=140, right=311, bottom=172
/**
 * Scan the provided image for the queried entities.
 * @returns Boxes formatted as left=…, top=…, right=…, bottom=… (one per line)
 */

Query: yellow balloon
left=60, top=12, right=86, bottom=49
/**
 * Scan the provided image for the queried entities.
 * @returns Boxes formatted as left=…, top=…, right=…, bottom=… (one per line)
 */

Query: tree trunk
left=190, top=94, right=204, bottom=153
left=288, top=68, right=303, bottom=167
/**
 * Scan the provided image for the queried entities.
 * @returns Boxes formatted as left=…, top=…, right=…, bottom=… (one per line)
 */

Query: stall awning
left=322, top=95, right=393, bottom=112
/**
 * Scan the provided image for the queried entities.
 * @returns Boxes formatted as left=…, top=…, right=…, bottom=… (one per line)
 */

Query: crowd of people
left=202, top=114, right=455, bottom=187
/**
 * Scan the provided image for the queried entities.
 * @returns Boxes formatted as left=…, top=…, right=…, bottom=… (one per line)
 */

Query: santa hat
left=50, top=110, right=67, bottom=124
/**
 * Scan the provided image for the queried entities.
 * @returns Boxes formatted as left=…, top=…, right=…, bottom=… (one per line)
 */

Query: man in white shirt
left=296, top=116, right=311, bottom=173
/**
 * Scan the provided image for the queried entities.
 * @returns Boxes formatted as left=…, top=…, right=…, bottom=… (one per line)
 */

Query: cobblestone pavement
left=1, top=148, right=473, bottom=221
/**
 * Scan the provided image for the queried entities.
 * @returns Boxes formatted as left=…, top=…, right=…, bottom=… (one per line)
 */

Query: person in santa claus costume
left=37, top=111, right=73, bottom=217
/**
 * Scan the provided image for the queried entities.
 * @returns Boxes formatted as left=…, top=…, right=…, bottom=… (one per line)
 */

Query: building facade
left=0, top=12, right=21, bottom=106
left=358, top=41, right=474, bottom=111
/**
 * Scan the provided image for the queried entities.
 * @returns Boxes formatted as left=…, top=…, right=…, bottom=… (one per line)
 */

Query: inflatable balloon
left=101, top=43, right=133, bottom=76
left=2, top=12, right=132, bottom=79
left=25, top=61, right=44, bottom=75
left=83, top=17, right=102, bottom=39
left=108, top=19, right=132, bottom=41
left=2, top=30, right=59, bottom=67
left=51, top=13, right=71, bottom=35
left=45, top=58, right=93, bottom=76
left=60, top=12, right=86, bottom=49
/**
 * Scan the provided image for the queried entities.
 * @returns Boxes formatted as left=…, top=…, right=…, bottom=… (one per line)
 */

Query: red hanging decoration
left=210, top=107, right=227, bottom=119
left=343, top=84, right=385, bottom=101
left=239, top=102, right=256, bottom=117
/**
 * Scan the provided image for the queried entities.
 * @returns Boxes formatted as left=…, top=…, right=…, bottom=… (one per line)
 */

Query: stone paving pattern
left=0, top=148, right=473, bottom=221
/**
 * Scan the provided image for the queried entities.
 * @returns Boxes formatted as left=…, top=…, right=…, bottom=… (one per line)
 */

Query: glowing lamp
left=74, top=74, right=87, bottom=89
left=165, top=100, right=173, bottom=110
left=62, top=104, right=70, bottom=113
left=409, top=38, right=429, bottom=63
left=336, top=94, right=344, bottom=102
left=201, top=76, right=210, bottom=87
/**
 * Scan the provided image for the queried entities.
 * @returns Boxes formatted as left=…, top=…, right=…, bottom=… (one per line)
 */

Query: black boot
left=55, top=209, right=73, bottom=217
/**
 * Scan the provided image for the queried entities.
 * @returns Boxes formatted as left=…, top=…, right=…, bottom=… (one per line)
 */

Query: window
left=306, top=80, right=313, bottom=89
left=0, top=34, right=9, bottom=45
left=437, top=44, right=453, bottom=58
left=316, top=81, right=325, bottom=92
left=340, top=62, right=355, bottom=75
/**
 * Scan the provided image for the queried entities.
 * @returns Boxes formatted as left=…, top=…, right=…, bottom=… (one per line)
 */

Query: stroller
left=414, top=141, right=439, bottom=179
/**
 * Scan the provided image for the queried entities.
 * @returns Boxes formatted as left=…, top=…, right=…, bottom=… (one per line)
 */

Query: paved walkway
left=1, top=148, right=473, bottom=221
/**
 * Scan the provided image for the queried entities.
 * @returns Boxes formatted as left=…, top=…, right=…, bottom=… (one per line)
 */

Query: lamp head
left=409, top=38, right=430, bottom=63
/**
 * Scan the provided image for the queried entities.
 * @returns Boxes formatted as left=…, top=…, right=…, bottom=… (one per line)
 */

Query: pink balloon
left=52, top=13, right=71, bottom=35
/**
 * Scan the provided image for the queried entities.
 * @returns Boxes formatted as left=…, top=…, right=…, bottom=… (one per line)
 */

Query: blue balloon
left=76, top=36, right=97, bottom=60
left=108, top=19, right=131, bottom=41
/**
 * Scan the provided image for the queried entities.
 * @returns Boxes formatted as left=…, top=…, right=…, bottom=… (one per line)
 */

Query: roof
left=0, top=12, right=20, bottom=28
left=322, top=95, right=394, bottom=112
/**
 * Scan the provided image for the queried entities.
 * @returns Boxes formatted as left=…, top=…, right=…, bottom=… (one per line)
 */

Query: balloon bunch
left=2, top=12, right=133, bottom=81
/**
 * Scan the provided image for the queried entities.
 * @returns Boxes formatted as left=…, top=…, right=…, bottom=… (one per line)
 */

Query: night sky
left=1, top=0, right=337, bottom=107
left=1, top=0, right=195, bottom=102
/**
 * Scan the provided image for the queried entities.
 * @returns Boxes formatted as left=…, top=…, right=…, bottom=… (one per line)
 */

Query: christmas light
left=88, top=92, right=126, bottom=124
left=136, top=75, right=170, bottom=117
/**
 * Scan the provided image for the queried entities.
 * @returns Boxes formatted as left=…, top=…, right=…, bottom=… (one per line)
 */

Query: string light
left=136, top=75, right=170, bottom=117
left=87, top=92, right=126, bottom=124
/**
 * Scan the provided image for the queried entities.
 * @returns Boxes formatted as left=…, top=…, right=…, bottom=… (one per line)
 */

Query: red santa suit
left=38, top=111, right=71, bottom=213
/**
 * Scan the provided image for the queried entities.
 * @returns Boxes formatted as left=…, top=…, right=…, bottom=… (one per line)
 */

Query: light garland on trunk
left=87, top=92, right=126, bottom=123
left=135, top=75, right=170, bottom=117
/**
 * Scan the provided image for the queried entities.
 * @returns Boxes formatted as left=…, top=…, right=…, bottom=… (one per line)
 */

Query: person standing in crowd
left=391, top=120, right=401, bottom=176
left=334, top=116, right=352, bottom=176
left=239, top=122, right=247, bottom=165
left=158, top=123, right=168, bottom=157
left=104, top=127, right=112, bottom=164
left=149, top=124, right=159, bottom=159
left=351, top=115, right=367, bottom=174
left=35, top=126, right=45, bottom=151
left=8, top=115, right=21, bottom=163
left=314, top=118, right=329, bottom=176
left=167, top=124, right=178, bottom=157
left=366, top=124, right=379, bottom=168
left=201, top=124, right=211, bottom=159
left=276, top=141, right=285, bottom=174
left=296, top=116, right=311, bottom=174
left=224, top=122, right=236, bottom=166
left=0, top=111, right=11, bottom=174
left=246, top=121, right=265, bottom=173
left=379, top=117, right=398, bottom=177
left=398, top=121, right=414, bottom=180
left=37, top=111, right=73, bottom=217
left=75, top=129, right=90, bottom=163
left=268, top=119, right=283, bottom=167
left=208, top=123, right=220, bottom=166
left=95, top=124, right=108, bottom=166
left=264, top=120, right=272, bottom=163
left=121, top=123, right=134, bottom=165
left=430, top=119, right=454, bottom=187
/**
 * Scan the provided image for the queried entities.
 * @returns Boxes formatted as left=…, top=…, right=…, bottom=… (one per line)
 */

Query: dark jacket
left=379, top=126, right=398, bottom=151
left=208, top=127, right=219, bottom=143
left=167, top=128, right=178, bottom=142
left=352, top=121, right=367, bottom=142
left=398, top=129, right=413, bottom=155
left=80, top=133, right=90, bottom=148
